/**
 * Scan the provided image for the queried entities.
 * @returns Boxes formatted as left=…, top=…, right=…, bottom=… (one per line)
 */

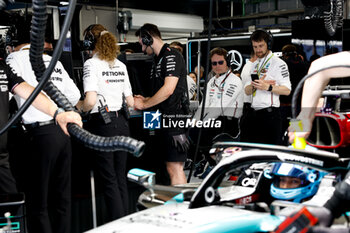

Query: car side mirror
left=127, top=168, right=156, bottom=189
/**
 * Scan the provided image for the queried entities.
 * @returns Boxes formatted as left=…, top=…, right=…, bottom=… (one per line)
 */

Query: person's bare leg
left=166, top=162, right=187, bottom=185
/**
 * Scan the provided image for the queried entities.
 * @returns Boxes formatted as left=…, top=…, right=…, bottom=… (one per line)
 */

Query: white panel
left=122, top=8, right=204, bottom=33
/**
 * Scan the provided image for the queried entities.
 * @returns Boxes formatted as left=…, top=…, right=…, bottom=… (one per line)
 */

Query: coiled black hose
left=28, top=0, right=144, bottom=156
left=324, top=0, right=343, bottom=36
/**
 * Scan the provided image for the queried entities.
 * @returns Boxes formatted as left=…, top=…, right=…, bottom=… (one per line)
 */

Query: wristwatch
left=53, top=108, right=65, bottom=124
left=268, top=84, right=273, bottom=92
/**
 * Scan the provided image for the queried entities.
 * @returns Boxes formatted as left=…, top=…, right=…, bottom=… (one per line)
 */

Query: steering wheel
left=227, top=50, right=243, bottom=71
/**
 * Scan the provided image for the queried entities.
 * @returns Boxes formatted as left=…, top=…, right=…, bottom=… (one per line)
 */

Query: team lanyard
left=213, top=70, right=231, bottom=91
left=256, top=53, right=274, bottom=77
left=253, top=53, right=274, bottom=98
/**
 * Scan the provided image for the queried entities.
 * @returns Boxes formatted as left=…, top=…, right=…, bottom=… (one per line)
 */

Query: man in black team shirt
left=134, top=23, right=190, bottom=185
left=0, top=60, right=82, bottom=194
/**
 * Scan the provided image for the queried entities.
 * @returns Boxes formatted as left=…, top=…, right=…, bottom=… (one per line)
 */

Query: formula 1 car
left=85, top=142, right=349, bottom=233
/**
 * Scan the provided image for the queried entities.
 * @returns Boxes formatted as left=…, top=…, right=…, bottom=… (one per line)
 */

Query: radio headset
left=140, top=27, right=153, bottom=47
left=97, top=94, right=111, bottom=124
left=83, top=24, right=97, bottom=51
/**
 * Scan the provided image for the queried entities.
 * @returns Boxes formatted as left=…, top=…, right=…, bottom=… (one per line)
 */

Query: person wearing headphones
left=193, top=47, right=243, bottom=139
left=5, top=25, right=81, bottom=233
left=244, top=29, right=291, bottom=145
left=134, top=23, right=189, bottom=185
left=79, top=24, right=134, bottom=221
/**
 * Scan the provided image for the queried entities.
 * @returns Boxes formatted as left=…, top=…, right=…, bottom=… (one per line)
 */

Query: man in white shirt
left=0, top=59, right=81, bottom=194
left=245, top=30, right=291, bottom=145
left=6, top=33, right=80, bottom=233
left=194, top=47, right=243, bottom=140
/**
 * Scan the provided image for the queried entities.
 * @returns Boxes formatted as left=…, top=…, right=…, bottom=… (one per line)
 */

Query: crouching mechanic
left=134, top=23, right=190, bottom=185
left=286, top=52, right=350, bottom=233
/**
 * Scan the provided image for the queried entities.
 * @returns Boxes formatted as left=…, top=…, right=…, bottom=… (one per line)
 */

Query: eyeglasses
left=212, top=60, right=225, bottom=66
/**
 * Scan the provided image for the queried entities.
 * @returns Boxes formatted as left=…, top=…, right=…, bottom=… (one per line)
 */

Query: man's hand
left=134, top=95, right=146, bottom=101
left=251, top=74, right=276, bottom=91
left=265, top=80, right=276, bottom=85
left=288, top=131, right=310, bottom=144
left=134, top=95, right=146, bottom=110
left=288, top=117, right=312, bottom=144
left=56, top=111, right=82, bottom=136
left=172, top=134, right=190, bottom=153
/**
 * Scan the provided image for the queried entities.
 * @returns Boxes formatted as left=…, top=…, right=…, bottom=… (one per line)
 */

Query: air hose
left=28, top=0, right=145, bottom=156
